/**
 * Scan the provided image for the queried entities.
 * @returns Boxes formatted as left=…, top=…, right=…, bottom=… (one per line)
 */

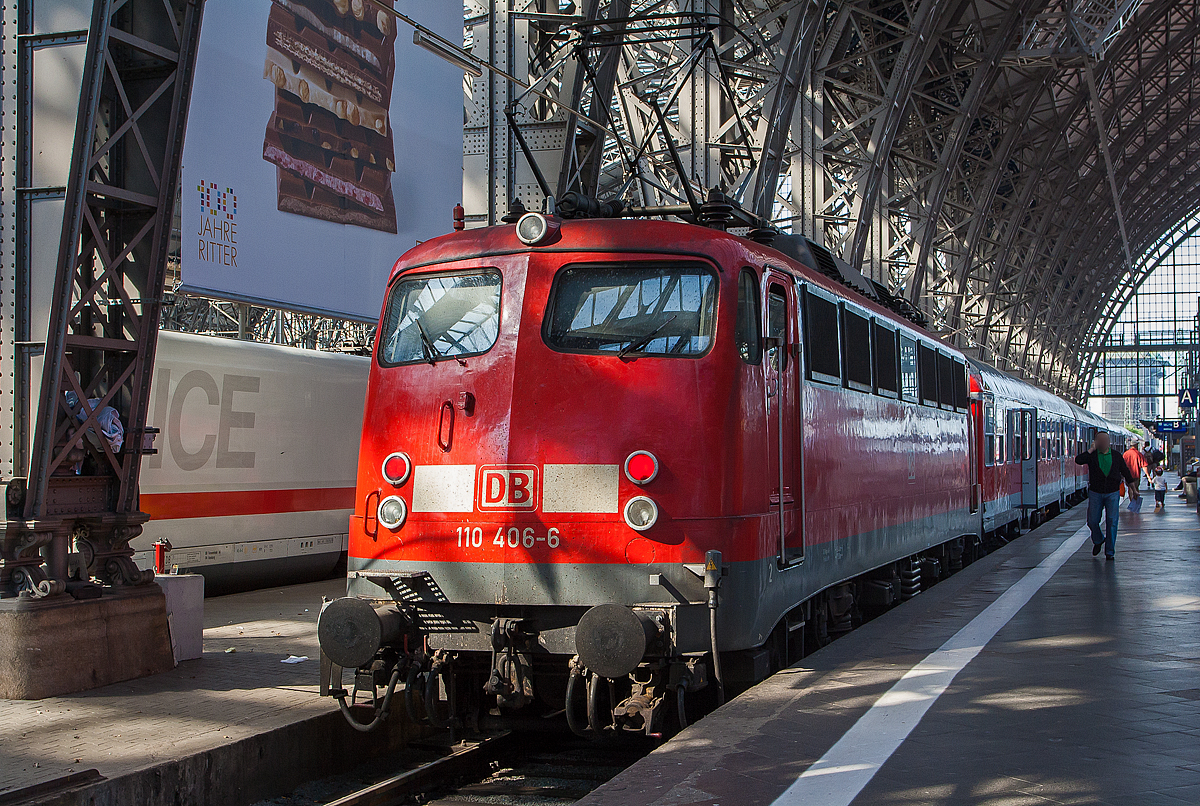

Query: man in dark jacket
left=1075, top=431, right=1139, bottom=559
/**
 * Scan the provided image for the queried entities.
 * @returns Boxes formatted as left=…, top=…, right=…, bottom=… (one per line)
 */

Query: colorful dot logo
left=198, top=181, right=237, bottom=221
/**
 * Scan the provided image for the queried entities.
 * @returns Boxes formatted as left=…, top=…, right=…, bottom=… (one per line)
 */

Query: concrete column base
left=0, top=585, right=175, bottom=699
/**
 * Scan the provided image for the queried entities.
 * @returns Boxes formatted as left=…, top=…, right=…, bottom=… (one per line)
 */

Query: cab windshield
left=378, top=270, right=501, bottom=366
left=544, top=263, right=717, bottom=357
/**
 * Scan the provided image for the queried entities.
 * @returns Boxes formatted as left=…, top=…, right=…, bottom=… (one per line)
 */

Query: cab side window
left=767, top=288, right=788, bottom=369
left=736, top=269, right=762, bottom=365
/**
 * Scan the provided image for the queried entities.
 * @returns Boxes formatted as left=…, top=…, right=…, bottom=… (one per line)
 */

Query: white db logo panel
left=477, top=466, right=538, bottom=511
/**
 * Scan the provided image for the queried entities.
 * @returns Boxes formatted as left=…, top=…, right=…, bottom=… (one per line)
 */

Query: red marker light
left=382, top=452, right=412, bottom=486
left=624, top=451, right=659, bottom=484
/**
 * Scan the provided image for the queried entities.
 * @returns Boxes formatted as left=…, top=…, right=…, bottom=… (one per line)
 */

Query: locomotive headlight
left=381, top=452, right=412, bottom=486
left=623, top=496, right=658, bottom=531
left=515, top=212, right=561, bottom=245
left=377, top=495, right=407, bottom=530
left=624, top=451, right=659, bottom=484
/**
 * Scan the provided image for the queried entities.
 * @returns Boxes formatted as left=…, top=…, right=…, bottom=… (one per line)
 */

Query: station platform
left=580, top=492, right=1200, bottom=806
left=0, top=578, right=416, bottom=805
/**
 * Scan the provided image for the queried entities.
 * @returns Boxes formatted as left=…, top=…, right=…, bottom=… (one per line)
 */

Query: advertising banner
left=181, top=0, right=462, bottom=321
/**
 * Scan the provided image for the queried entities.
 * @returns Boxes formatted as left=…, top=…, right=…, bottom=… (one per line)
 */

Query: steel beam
left=2, top=0, right=204, bottom=599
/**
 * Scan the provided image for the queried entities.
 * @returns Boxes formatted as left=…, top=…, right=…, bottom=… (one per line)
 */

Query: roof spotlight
left=515, top=212, right=561, bottom=246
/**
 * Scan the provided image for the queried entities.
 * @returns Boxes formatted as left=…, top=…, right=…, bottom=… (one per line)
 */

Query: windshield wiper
left=618, top=315, right=677, bottom=358
left=414, top=321, right=441, bottom=365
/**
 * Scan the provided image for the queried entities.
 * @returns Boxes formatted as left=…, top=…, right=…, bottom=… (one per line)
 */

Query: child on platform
left=1152, top=466, right=1168, bottom=512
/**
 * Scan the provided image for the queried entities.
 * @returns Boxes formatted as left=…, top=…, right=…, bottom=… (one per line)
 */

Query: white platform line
left=771, top=525, right=1089, bottom=806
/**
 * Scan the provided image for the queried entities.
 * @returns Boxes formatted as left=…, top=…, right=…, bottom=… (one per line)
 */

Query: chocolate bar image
left=264, top=128, right=392, bottom=214
left=272, top=0, right=395, bottom=79
left=269, top=92, right=395, bottom=171
left=267, top=5, right=389, bottom=105
left=262, top=0, right=397, bottom=233
left=276, top=167, right=397, bottom=233
left=265, top=46, right=389, bottom=136
left=319, top=0, right=395, bottom=38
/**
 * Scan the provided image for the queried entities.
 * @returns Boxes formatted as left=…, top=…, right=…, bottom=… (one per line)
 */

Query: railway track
left=254, top=729, right=652, bottom=806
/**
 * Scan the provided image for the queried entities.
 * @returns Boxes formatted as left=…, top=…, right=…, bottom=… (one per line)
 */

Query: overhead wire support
left=367, top=0, right=616, bottom=139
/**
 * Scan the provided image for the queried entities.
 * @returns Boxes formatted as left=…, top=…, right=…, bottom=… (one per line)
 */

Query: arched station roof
left=466, top=0, right=1200, bottom=400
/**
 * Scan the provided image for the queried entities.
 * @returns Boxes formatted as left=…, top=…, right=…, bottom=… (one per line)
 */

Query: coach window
left=873, top=321, right=899, bottom=397
left=736, top=270, right=762, bottom=364
left=984, top=398, right=995, bottom=466
left=996, top=407, right=1006, bottom=464
left=918, top=344, right=939, bottom=406
left=1022, top=412, right=1034, bottom=460
left=804, top=288, right=841, bottom=383
left=900, top=335, right=918, bottom=401
left=842, top=306, right=872, bottom=391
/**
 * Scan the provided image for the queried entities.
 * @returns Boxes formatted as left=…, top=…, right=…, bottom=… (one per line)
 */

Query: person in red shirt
left=1123, top=441, right=1148, bottom=499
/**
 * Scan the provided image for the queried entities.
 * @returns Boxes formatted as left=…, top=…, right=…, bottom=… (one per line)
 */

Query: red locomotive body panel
left=350, top=221, right=970, bottom=584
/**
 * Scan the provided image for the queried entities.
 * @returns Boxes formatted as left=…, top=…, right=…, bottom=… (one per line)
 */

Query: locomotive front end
left=319, top=219, right=750, bottom=736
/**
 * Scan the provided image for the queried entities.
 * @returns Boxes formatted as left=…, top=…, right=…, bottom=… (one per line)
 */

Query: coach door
left=1019, top=408, right=1038, bottom=508
left=763, top=270, right=803, bottom=564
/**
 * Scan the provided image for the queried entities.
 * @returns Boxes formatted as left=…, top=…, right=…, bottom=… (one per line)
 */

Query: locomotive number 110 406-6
left=456, top=525, right=562, bottom=550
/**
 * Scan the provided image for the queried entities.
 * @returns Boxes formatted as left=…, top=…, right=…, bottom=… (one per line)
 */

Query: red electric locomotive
left=317, top=203, right=1128, bottom=735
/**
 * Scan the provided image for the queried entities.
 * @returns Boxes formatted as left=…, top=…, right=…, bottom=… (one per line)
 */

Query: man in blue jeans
left=1075, top=431, right=1139, bottom=560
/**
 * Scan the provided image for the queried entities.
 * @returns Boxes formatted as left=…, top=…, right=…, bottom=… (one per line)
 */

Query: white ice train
left=131, top=331, right=369, bottom=593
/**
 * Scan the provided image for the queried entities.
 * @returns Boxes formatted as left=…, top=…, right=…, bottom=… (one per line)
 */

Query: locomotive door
left=1019, top=409, right=1038, bottom=509
left=763, top=270, right=803, bottom=564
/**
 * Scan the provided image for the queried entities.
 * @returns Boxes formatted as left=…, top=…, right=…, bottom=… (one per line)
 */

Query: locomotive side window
left=918, top=343, right=939, bottom=406
left=803, top=290, right=841, bottom=383
left=900, top=336, right=918, bottom=401
left=842, top=307, right=872, bottom=391
left=873, top=321, right=898, bottom=396
left=544, top=263, right=717, bottom=357
left=378, top=270, right=502, bottom=367
left=736, top=270, right=762, bottom=365
left=936, top=352, right=957, bottom=409
left=954, top=361, right=969, bottom=410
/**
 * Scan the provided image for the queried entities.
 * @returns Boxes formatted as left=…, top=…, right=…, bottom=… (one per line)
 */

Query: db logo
left=477, top=465, right=538, bottom=510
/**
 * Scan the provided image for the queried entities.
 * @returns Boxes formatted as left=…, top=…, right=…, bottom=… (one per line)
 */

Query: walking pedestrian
left=1123, top=440, right=1148, bottom=502
left=1076, top=431, right=1140, bottom=560
left=1151, top=466, right=1168, bottom=513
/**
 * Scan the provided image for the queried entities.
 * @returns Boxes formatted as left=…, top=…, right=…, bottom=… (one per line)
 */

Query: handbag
left=1128, top=496, right=1143, bottom=513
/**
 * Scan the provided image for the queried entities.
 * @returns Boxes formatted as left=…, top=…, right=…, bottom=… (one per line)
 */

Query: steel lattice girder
left=468, top=0, right=1200, bottom=400
left=10, top=0, right=205, bottom=596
